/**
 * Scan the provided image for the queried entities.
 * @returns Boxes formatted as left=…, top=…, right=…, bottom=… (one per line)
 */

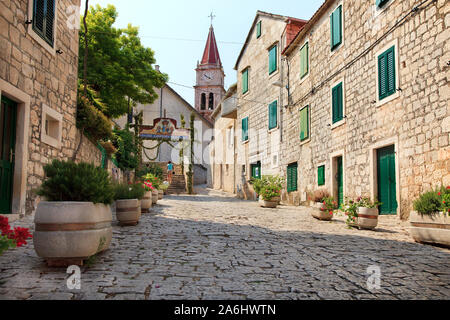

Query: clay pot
left=311, top=202, right=333, bottom=221
left=259, top=198, right=278, bottom=208
left=141, top=191, right=152, bottom=213
left=346, top=207, right=379, bottom=230
left=152, top=190, right=159, bottom=204
left=116, top=199, right=141, bottom=226
left=158, top=189, right=163, bottom=200
left=409, top=211, right=450, bottom=247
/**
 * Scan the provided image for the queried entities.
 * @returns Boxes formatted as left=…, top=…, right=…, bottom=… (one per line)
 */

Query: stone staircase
left=165, top=174, right=186, bottom=194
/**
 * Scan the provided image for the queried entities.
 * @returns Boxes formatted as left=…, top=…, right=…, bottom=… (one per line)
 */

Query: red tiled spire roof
left=200, top=26, right=222, bottom=66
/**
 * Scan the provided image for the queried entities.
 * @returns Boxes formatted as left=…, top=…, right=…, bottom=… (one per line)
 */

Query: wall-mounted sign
left=139, top=118, right=190, bottom=141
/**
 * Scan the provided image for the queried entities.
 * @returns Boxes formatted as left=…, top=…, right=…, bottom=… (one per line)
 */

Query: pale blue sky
left=82, top=0, right=324, bottom=106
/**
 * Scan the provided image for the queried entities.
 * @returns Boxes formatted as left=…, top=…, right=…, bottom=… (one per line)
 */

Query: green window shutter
left=242, top=117, right=248, bottom=141
left=318, top=165, right=325, bottom=186
left=268, top=101, right=277, bottom=130
left=269, top=45, right=277, bottom=74
left=378, top=46, right=396, bottom=100
left=97, top=143, right=107, bottom=169
left=300, top=42, right=309, bottom=79
left=330, top=5, right=342, bottom=50
left=256, top=21, right=261, bottom=38
left=33, top=0, right=55, bottom=46
left=376, top=0, right=389, bottom=8
left=300, top=106, right=309, bottom=141
left=332, top=83, right=343, bottom=123
left=242, top=69, right=248, bottom=94
left=287, top=163, right=298, bottom=192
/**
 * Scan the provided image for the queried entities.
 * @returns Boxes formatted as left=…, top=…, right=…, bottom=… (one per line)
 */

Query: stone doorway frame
left=0, top=79, right=31, bottom=218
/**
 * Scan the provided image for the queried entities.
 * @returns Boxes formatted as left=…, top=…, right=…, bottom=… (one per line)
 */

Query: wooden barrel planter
left=158, top=189, right=164, bottom=200
left=311, top=202, right=333, bottom=221
left=409, top=211, right=450, bottom=247
left=116, top=199, right=141, bottom=226
left=152, top=190, right=159, bottom=204
left=141, top=191, right=152, bottom=213
left=347, top=207, right=379, bottom=230
left=33, top=202, right=113, bottom=267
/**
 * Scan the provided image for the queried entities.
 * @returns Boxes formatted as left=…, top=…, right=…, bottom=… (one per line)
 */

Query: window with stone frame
left=32, top=0, right=56, bottom=47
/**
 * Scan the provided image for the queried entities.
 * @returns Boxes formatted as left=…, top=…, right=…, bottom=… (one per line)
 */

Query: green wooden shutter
left=269, top=45, right=277, bottom=74
left=378, top=46, right=396, bottom=100
left=332, top=83, right=343, bottom=123
left=300, top=106, right=309, bottom=141
left=256, top=21, right=261, bottom=38
left=318, top=165, right=325, bottom=186
left=33, top=0, right=55, bottom=46
left=287, top=163, right=298, bottom=192
left=269, top=101, right=277, bottom=130
left=45, top=0, right=55, bottom=44
left=97, top=143, right=107, bottom=169
left=242, top=117, right=248, bottom=141
left=242, top=69, right=248, bottom=94
left=330, top=5, right=342, bottom=50
left=300, top=42, right=309, bottom=79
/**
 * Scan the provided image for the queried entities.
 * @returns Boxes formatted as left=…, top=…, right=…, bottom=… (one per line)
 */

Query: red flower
left=438, top=192, right=441, bottom=196
left=447, top=186, right=450, bottom=189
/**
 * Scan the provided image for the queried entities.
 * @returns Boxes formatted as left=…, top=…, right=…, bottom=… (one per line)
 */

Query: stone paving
left=0, top=187, right=449, bottom=300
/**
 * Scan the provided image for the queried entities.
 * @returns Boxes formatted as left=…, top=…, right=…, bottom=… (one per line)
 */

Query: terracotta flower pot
left=409, top=211, right=450, bottom=247
left=141, top=191, right=152, bottom=213
left=259, top=198, right=278, bottom=208
left=152, top=190, right=159, bottom=204
left=311, top=202, right=333, bottom=221
left=116, top=199, right=141, bottom=226
left=346, top=207, right=379, bottom=230
left=158, top=189, right=163, bottom=200
left=33, top=202, right=113, bottom=267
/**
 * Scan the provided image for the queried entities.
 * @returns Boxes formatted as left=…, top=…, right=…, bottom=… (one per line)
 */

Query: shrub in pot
left=312, top=195, right=336, bottom=221
left=35, top=160, right=114, bottom=267
left=113, top=183, right=145, bottom=226
left=341, top=197, right=381, bottom=230
left=258, top=176, right=283, bottom=208
left=410, top=186, right=450, bottom=246
left=251, top=175, right=283, bottom=204
left=160, top=182, right=169, bottom=195
left=140, top=180, right=155, bottom=213
left=144, top=173, right=160, bottom=204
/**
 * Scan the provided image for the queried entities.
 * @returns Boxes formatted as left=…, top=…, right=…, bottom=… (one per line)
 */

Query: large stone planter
left=311, top=202, right=333, bottom=221
left=34, top=202, right=113, bottom=267
left=141, top=191, right=152, bottom=213
left=152, top=190, right=159, bottom=204
left=409, top=211, right=450, bottom=247
left=158, top=189, right=163, bottom=200
left=347, top=207, right=379, bottom=230
left=116, top=199, right=141, bottom=226
left=259, top=198, right=278, bottom=208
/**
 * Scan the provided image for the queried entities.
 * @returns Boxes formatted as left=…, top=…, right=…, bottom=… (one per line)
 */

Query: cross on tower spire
left=208, top=12, right=216, bottom=26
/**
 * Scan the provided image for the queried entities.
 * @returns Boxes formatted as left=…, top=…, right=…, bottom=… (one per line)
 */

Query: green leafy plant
left=340, top=197, right=382, bottom=226
left=137, top=163, right=164, bottom=180
left=250, top=175, right=284, bottom=197
left=1, top=215, right=32, bottom=256
left=413, top=186, right=450, bottom=216
left=111, top=126, right=139, bottom=171
left=113, top=183, right=145, bottom=200
left=36, top=160, right=114, bottom=205
left=143, top=173, right=161, bottom=190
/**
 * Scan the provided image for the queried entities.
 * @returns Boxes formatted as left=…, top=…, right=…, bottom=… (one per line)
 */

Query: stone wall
left=280, top=0, right=449, bottom=219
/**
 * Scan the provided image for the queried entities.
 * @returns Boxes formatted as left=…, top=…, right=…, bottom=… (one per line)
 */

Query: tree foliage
left=111, top=126, right=139, bottom=171
left=79, top=5, right=168, bottom=119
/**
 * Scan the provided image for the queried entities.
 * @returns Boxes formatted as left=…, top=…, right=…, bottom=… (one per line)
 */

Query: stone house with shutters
left=0, top=0, right=113, bottom=219
left=234, top=11, right=307, bottom=200
left=278, top=0, right=449, bottom=219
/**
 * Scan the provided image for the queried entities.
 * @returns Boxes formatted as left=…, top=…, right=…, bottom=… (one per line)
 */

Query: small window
left=256, top=21, right=262, bottom=38
left=300, top=42, right=309, bottom=79
left=242, top=117, right=249, bottom=142
left=208, top=93, right=214, bottom=110
left=32, top=0, right=56, bottom=47
left=251, top=162, right=261, bottom=179
left=299, top=105, right=309, bottom=141
left=376, top=0, right=390, bottom=8
left=287, top=163, right=298, bottom=192
left=268, top=100, right=277, bottom=130
left=201, top=93, right=206, bottom=110
left=378, top=46, right=396, bottom=101
left=332, top=82, right=343, bottom=124
left=242, top=68, right=249, bottom=94
left=41, top=104, right=62, bottom=149
left=330, top=5, right=342, bottom=51
left=269, top=45, right=277, bottom=75
left=318, top=165, right=325, bottom=186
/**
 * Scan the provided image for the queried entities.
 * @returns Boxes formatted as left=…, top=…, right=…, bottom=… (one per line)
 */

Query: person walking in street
left=167, top=161, right=174, bottom=184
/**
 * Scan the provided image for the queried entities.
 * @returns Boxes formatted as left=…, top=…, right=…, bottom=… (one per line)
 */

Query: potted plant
left=410, top=186, right=450, bottom=246
left=140, top=180, right=154, bottom=213
left=144, top=173, right=160, bottom=204
left=258, top=176, right=283, bottom=208
left=251, top=175, right=283, bottom=204
left=35, top=160, right=114, bottom=267
left=159, top=182, right=169, bottom=195
left=312, top=192, right=337, bottom=221
left=113, top=183, right=145, bottom=226
left=341, top=197, right=381, bottom=230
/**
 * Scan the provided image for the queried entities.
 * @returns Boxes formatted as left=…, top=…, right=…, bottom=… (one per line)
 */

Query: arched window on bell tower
left=201, top=93, right=206, bottom=110
left=208, top=93, right=214, bottom=110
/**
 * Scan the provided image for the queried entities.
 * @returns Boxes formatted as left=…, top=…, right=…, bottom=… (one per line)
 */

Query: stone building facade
left=234, top=11, right=307, bottom=200
left=279, top=0, right=449, bottom=219
left=0, top=0, right=108, bottom=218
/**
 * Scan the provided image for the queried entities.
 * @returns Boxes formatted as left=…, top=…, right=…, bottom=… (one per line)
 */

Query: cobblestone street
left=0, top=187, right=449, bottom=300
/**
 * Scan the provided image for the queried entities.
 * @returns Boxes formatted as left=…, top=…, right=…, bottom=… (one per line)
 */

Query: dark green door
left=336, top=156, right=343, bottom=206
left=0, top=96, right=17, bottom=214
left=251, top=162, right=261, bottom=179
left=377, top=145, right=397, bottom=214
